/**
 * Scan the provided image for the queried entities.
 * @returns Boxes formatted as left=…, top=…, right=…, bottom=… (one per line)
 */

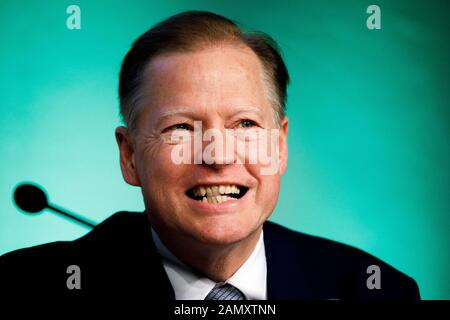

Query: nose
left=204, top=148, right=235, bottom=166
left=194, top=127, right=236, bottom=167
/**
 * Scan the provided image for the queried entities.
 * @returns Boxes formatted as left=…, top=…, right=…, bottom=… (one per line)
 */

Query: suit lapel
left=136, top=213, right=176, bottom=300
left=263, top=221, right=317, bottom=299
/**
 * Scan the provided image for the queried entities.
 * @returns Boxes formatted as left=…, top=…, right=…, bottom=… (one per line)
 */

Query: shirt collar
left=151, top=228, right=267, bottom=300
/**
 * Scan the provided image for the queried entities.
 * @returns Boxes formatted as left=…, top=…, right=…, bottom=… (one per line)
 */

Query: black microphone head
left=13, top=183, right=48, bottom=214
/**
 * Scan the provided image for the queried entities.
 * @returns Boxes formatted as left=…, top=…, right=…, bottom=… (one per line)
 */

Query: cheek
left=247, top=164, right=281, bottom=206
left=135, top=145, right=187, bottom=212
left=259, top=176, right=280, bottom=203
left=138, top=143, right=182, bottom=182
left=138, top=145, right=188, bottom=212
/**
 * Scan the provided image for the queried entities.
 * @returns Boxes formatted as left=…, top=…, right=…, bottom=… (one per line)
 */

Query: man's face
left=117, top=44, right=288, bottom=246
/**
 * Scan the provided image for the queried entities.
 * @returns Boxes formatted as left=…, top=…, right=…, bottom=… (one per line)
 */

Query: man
left=0, top=11, right=419, bottom=300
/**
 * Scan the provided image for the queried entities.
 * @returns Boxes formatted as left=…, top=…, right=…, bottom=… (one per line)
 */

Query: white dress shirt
left=151, top=228, right=267, bottom=300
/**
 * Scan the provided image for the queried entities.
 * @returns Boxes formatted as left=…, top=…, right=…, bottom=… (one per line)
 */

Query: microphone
left=13, top=183, right=97, bottom=229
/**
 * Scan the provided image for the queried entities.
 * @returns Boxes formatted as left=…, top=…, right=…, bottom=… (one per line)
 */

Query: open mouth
left=186, top=184, right=249, bottom=204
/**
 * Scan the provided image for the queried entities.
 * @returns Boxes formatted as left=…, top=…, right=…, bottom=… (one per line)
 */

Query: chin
left=187, top=219, right=258, bottom=246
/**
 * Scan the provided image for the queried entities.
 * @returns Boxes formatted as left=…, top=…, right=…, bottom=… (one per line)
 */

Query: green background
left=0, top=0, right=448, bottom=299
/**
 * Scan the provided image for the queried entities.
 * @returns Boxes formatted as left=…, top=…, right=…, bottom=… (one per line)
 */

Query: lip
left=185, top=187, right=251, bottom=214
left=186, top=181, right=249, bottom=190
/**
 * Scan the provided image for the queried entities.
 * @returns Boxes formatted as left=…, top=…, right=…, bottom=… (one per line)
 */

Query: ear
left=278, top=117, right=289, bottom=176
left=115, top=126, right=141, bottom=186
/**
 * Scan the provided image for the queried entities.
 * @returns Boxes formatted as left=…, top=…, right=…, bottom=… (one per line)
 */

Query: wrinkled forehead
left=145, top=43, right=265, bottom=85
left=136, top=46, right=273, bottom=123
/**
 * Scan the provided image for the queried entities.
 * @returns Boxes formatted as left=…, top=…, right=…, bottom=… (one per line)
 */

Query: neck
left=154, top=226, right=262, bottom=282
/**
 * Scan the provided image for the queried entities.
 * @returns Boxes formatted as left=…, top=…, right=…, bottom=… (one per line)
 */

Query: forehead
left=139, top=44, right=270, bottom=115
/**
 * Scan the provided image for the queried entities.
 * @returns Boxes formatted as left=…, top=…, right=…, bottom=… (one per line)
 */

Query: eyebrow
left=156, top=105, right=265, bottom=122
left=157, top=107, right=198, bottom=122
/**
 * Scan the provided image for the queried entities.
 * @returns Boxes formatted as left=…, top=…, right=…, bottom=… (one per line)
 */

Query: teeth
left=200, top=195, right=237, bottom=204
left=193, top=188, right=206, bottom=197
left=192, top=184, right=242, bottom=198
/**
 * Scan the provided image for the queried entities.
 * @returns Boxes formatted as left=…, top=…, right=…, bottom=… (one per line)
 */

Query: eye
left=238, top=119, right=257, bottom=128
left=174, top=123, right=192, bottom=130
left=165, top=123, right=193, bottom=132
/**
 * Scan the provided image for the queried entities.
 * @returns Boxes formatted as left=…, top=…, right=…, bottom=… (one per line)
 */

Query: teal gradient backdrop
left=0, top=0, right=448, bottom=299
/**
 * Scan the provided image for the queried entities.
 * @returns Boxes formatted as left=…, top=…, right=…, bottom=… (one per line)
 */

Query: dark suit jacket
left=0, top=211, right=420, bottom=299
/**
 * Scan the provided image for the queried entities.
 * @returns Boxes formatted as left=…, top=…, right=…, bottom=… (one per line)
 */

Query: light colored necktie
left=205, top=283, right=246, bottom=300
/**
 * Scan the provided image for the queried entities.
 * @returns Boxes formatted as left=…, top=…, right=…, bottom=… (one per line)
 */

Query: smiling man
left=1, top=11, right=419, bottom=300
